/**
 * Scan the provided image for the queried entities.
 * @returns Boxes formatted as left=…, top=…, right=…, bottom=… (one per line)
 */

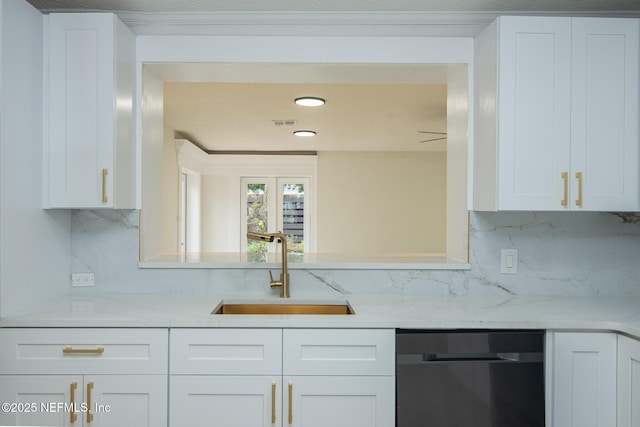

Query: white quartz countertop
left=2, top=293, right=640, bottom=339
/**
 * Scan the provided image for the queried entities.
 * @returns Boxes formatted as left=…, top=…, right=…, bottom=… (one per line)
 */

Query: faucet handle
left=268, top=270, right=283, bottom=290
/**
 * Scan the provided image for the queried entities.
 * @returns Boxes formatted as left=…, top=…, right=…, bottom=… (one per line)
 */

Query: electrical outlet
left=71, top=273, right=95, bottom=287
left=500, top=249, right=518, bottom=274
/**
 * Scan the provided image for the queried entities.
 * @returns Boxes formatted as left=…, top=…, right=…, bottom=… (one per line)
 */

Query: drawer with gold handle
left=0, top=328, right=167, bottom=375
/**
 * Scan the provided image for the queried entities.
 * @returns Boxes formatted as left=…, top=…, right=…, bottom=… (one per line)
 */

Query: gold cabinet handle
left=271, top=381, right=276, bottom=424
left=575, top=171, right=583, bottom=206
left=561, top=172, right=568, bottom=206
left=102, top=168, right=109, bottom=203
left=70, top=382, right=78, bottom=423
left=63, top=347, right=104, bottom=355
left=86, top=381, right=94, bottom=423
left=288, top=382, right=293, bottom=424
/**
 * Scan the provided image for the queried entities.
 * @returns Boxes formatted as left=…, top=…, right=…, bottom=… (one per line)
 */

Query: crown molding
left=37, top=10, right=640, bottom=36
left=116, top=11, right=494, bottom=37
left=112, top=10, right=640, bottom=36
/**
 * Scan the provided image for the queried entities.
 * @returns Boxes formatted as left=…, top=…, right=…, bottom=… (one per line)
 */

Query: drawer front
left=0, top=328, right=168, bottom=375
left=170, top=328, right=282, bottom=375
left=283, top=329, right=395, bottom=376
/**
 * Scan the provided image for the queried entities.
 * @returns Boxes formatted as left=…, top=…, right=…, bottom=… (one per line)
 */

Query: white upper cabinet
left=474, top=16, right=639, bottom=211
left=570, top=18, right=639, bottom=211
left=45, top=13, right=136, bottom=209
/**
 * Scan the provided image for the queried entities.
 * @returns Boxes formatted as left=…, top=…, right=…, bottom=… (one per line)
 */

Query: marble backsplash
left=71, top=210, right=640, bottom=297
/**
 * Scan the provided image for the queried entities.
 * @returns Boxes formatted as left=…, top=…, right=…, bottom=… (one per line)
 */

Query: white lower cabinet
left=169, top=328, right=395, bottom=427
left=0, top=328, right=169, bottom=427
left=82, top=375, right=168, bottom=427
left=0, top=375, right=167, bottom=427
left=283, top=328, right=395, bottom=427
left=1, top=325, right=638, bottom=427
left=618, top=335, right=640, bottom=427
left=171, top=375, right=280, bottom=426
left=549, top=331, right=617, bottom=427
left=287, top=375, right=394, bottom=427
left=0, top=375, right=82, bottom=426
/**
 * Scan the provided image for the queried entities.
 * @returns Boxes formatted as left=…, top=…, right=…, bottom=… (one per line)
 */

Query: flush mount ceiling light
left=294, top=97, right=325, bottom=107
left=293, top=130, right=316, bottom=137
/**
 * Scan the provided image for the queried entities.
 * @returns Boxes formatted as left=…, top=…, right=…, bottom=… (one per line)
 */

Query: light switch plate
left=500, top=249, right=518, bottom=274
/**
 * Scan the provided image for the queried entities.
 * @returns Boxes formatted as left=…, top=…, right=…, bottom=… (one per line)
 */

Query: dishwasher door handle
left=397, top=352, right=543, bottom=364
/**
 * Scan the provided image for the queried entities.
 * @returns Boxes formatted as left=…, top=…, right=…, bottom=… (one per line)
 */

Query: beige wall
left=201, top=175, right=240, bottom=252
left=316, top=151, right=447, bottom=254
left=148, top=147, right=446, bottom=258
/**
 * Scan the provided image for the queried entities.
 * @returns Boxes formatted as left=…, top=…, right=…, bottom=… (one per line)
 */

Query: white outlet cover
left=71, top=272, right=95, bottom=287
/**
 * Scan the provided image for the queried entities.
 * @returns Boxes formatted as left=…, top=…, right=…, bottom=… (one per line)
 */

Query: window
left=241, top=176, right=312, bottom=262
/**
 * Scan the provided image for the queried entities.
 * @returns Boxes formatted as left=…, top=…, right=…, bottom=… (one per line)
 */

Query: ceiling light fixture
left=293, top=130, right=316, bottom=137
left=294, top=97, right=325, bottom=107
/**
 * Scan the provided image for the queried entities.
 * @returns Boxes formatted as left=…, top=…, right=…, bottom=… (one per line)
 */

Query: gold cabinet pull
left=561, top=172, right=568, bottom=206
left=575, top=171, right=583, bottom=206
left=86, top=381, right=94, bottom=423
left=271, top=381, right=276, bottom=423
left=70, top=382, right=78, bottom=423
left=102, top=168, right=109, bottom=203
left=288, top=382, right=293, bottom=424
left=63, top=347, right=104, bottom=355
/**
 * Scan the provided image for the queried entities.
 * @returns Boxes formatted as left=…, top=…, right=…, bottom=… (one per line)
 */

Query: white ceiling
left=25, top=0, right=640, bottom=13
left=154, top=63, right=452, bottom=152
left=164, top=80, right=447, bottom=153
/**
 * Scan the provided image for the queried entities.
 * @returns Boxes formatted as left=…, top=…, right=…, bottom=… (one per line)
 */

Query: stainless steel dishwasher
left=396, top=329, right=545, bottom=427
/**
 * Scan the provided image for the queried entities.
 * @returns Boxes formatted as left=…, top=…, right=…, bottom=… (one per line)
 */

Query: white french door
left=241, top=176, right=312, bottom=257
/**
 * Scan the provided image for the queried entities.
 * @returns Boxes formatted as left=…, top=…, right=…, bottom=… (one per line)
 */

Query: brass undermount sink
left=212, top=300, right=354, bottom=315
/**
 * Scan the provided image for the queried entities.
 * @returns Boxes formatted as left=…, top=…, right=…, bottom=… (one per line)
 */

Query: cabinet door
left=551, top=332, right=617, bottom=427
left=497, top=16, right=572, bottom=210
left=170, top=376, right=280, bottom=427
left=0, top=375, right=82, bottom=426
left=286, top=376, right=394, bottom=427
left=47, top=13, right=135, bottom=209
left=47, top=13, right=116, bottom=208
left=85, top=375, right=167, bottom=427
left=570, top=18, right=640, bottom=211
left=618, top=335, right=640, bottom=427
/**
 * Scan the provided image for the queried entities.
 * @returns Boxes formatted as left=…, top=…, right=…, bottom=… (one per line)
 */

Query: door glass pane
left=283, top=183, right=304, bottom=260
left=247, top=183, right=268, bottom=261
